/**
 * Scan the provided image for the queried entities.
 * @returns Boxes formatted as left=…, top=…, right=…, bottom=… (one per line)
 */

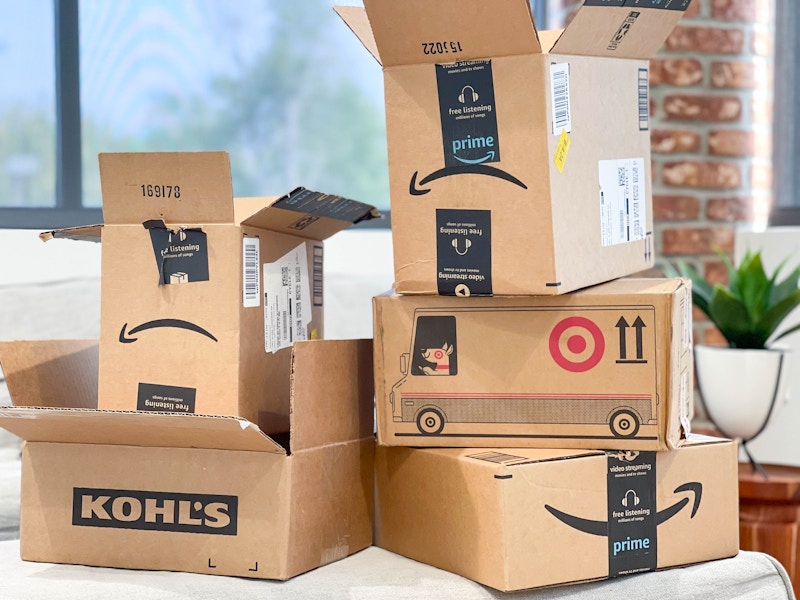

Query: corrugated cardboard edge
left=372, top=297, right=390, bottom=445
left=667, top=278, right=694, bottom=449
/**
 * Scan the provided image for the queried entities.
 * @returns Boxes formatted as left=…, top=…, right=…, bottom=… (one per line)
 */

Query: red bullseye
left=433, top=349, right=444, bottom=359
left=549, top=316, right=605, bottom=373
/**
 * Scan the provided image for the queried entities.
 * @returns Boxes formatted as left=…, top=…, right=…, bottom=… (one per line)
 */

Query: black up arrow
left=616, top=315, right=648, bottom=364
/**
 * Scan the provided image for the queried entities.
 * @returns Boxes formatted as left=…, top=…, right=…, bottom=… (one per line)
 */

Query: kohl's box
left=375, top=435, right=739, bottom=592
left=373, top=277, right=693, bottom=451
left=0, top=338, right=375, bottom=580
left=41, top=151, right=379, bottom=434
left=337, top=0, right=691, bottom=295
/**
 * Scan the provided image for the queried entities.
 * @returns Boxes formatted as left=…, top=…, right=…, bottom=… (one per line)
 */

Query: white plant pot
left=695, top=345, right=791, bottom=442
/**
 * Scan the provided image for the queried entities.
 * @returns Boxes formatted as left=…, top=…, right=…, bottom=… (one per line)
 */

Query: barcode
left=638, top=68, right=649, bottom=131
left=313, top=245, right=323, bottom=307
left=242, top=237, right=260, bottom=308
left=550, top=63, right=571, bottom=135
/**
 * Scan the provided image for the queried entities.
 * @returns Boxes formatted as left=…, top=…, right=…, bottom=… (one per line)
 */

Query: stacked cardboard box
left=0, top=152, right=380, bottom=580
left=340, top=0, right=741, bottom=592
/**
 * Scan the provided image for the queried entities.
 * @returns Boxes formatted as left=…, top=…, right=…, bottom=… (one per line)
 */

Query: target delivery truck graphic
left=373, top=278, right=693, bottom=451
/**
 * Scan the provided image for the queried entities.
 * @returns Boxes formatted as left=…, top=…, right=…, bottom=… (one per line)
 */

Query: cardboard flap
left=99, top=151, right=234, bottom=225
left=240, top=188, right=381, bottom=241
left=551, top=1, right=690, bottom=59
left=289, top=339, right=374, bottom=453
left=0, top=406, right=286, bottom=453
left=39, top=225, right=102, bottom=243
left=359, top=0, right=541, bottom=67
left=0, top=340, right=98, bottom=409
left=334, top=5, right=382, bottom=65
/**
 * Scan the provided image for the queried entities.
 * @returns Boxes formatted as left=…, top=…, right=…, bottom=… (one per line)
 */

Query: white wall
left=734, top=227, right=800, bottom=466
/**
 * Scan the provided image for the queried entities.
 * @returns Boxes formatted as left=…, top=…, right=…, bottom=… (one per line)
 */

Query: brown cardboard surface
left=43, top=152, right=378, bottom=428
left=337, top=0, right=685, bottom=295
left=375, top=435, right=739, bottom=592
left=0, top=337, right=375, bottom=580
left=373, top=278, right=693, bottom=451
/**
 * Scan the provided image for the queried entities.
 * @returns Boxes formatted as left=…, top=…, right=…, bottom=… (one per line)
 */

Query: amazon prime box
left=40, top=151, right=379, bottom=432
left=337, top=0, right=691, bottom=295
left=375, top=435, right=739, bottom=592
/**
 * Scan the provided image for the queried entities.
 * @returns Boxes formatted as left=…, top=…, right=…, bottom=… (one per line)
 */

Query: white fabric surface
left=0, top=542, right=793, bottom=600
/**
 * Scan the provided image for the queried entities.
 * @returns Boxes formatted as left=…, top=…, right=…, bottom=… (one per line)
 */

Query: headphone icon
left=621, top=490, right=640, bottom=507
left=452, top=238, right=472, bottom=256
left=458, top=85, right=479, bottom=104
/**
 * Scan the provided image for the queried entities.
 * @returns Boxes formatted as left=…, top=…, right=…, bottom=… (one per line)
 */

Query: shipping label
left=242, top=237, right=260, bottom=308
left=599, top=158, right=647, bottom=247
left=263, top=243, right=312, bottom=353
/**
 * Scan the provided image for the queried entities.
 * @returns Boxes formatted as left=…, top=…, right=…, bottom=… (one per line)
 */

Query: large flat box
left=0, top=338, right=375, bottom=580
left=375, top=435, right=739, bottom=592
left=373, top=277, right=693, bottom=451
left=41, top=151, right=378, bottom=433
left=338, top=0, right=690, bottom=295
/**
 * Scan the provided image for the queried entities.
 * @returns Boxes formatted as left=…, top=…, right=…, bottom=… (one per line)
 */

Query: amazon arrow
left=409, top=164, right=528, bottom=196
left=119, top=319, right=218, bottom=344
left=544, top=482, right=703, bottom=537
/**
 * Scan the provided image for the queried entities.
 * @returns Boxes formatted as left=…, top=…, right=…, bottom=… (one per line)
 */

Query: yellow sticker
left=554, top=129, right=570, bottom=173
left=310, top=328, right=319, bottom=340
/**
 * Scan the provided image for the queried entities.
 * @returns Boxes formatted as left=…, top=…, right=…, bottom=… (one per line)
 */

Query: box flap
left=334, top=5, right=382, bottom=65
left=0, top=340, right=98, bottom=409
left=39, top=225, right=102, bottom=243
left=353, top=0, right=541, bottom=68
left=99, top=151, right=234, bottom=225
left=0, top=406, right=286, bottom=454
left=551, top=1, right=691, bottom=59
left=461, top=448, right=604, bottom=468
left=289, top=339, right=374, bottom=453
left=240, top=188, right=381, bottom=241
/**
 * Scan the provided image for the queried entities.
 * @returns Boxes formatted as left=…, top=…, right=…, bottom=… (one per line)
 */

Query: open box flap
left=240, top=188, right=381, bottom=241
left=0, top=340, right=285, bottom=454
left=338, top=0, right=541, bottom=68
left=99, top=151, right=235, bottom=226
left=551, top=0, right=691, bottom=59
left=288, top=339, right=374, bottom=453
left=39, top=225, right=102, bottom=243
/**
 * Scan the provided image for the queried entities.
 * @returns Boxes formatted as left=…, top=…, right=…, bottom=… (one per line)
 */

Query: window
left=771, top=0, right=800, bottom=226
left=0, top=1, right=548, bottom=230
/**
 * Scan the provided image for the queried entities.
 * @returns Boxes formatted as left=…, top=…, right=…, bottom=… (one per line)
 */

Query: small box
left=0, top=338, right=375, bottom=581
left=375, top=436, right=739, bottom=592
left=40, top=151, right=379, bottom=432
left=337, top=0, right=690, bottom=295
left=373, top=277, right=693, bottom=451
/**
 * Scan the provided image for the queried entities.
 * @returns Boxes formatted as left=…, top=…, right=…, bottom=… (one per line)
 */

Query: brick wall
left=547, top=0, right=775, bottom=348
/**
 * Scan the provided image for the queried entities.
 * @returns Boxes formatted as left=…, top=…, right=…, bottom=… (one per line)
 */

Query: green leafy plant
left=666, top=249, right=800, bottom=349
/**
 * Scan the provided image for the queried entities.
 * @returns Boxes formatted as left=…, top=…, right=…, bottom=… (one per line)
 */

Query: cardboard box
left=375, top=435, right=739, bottom=592
left=373, top=277, right=693, bottom=451
left=337, top=0, right=690, bottom=295
left=0, top=338, right=375, bottom=580
left=40, top=152, right=379, bottom=432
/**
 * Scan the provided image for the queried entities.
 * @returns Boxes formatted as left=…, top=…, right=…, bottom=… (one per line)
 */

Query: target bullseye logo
left=549, top=316, right=605, bottom=372
left=433, top=349, right=445, bottom=360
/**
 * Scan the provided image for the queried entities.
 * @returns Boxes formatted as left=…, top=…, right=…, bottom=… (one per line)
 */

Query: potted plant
left=666, top=250, right=800, bottom=465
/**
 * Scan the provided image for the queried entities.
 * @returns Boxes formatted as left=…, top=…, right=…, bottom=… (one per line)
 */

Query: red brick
left=704, top=258, right=730, bottom=285
left=651, top=58, right=704, bottom=86
left=661, top=226, right=736, bottom=255
left=662, top=161, right=742, bottom=189
left=708, top=129, right=753, bottom=156
left=684, top=0, right=702, bottom=18
left=711, top=0, right=772, bottom=23
left=751, top=94, right=773, bottom=124
left=753, top=26, right=774, bottom=56
left=665, top=25, right=745, bottom=54
left=650, top=59, right=664, bottom=86
left=706, top=196, right=754, bottom=222
left=664, top=95, right=742, bottom=122
left=651, top=129, right=702, bottom=153
left=653, top=194, right=701, bottom=221
left=702, top=325, right=729, bottom=347
left=693, top=305, right=709, bottom=322
left=711, top=61, right=756, bottom=89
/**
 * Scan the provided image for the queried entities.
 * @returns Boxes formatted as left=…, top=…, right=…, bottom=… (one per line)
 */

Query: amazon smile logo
left=544, top=482, right=702, bottom=537
left=119, top=319, right=218, bottom=344
left=452, top=134, right=495, bottom=165
left=409, top=164, right=528, bottom=196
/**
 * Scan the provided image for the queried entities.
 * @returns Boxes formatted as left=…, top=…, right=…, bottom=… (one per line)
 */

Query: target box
left=373, top=277, right=693, bottom=451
